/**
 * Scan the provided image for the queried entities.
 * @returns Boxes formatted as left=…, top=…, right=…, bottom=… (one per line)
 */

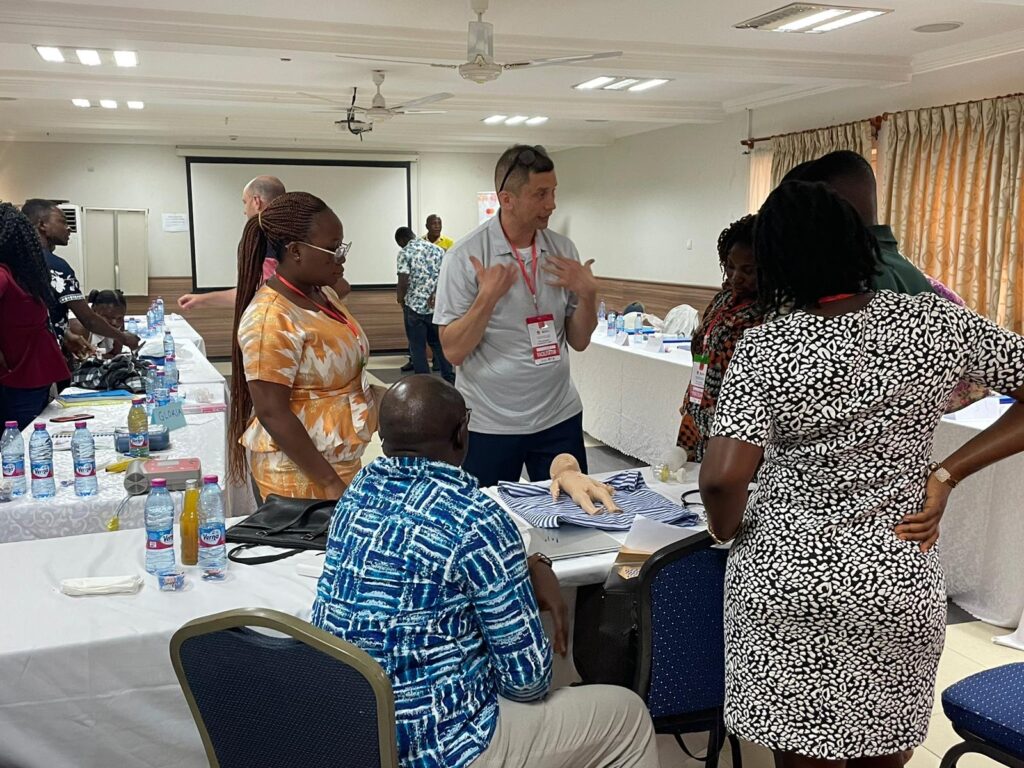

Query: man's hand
left=178, top=294, right=205, bottom=312
left=120, top=332, right=142, bottom=351
left=63, top=331, right=96, bottom=359
left=470, top=256, right=518, bottom=301
left=528, top=556, right=568, bottom=656
left=542, top=255, right=597, bottom=299
left=895, top=475, right=953, bottom=552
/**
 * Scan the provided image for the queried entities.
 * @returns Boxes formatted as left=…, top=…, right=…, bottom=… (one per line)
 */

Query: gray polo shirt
left=433, top=214, right=583, bottom=435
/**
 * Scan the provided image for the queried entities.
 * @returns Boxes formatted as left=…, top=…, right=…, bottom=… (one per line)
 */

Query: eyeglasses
left=497, top=145, right=549, bottom=194
left=298, top=241, right=352, bottom=264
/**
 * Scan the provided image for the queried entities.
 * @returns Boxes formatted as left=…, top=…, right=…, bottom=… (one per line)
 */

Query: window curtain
left=881, top=95, right=1024, bottom=332
left=769, top=121, right=874, bottom=187
left=747, top=148, right=774, bottom=214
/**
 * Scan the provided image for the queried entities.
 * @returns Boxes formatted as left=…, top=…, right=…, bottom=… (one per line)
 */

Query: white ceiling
left=0, top=0, right=1022, bottom=152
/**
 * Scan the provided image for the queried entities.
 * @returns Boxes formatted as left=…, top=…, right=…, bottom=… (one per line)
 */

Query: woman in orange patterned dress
left=228, top=192, right=378, bottom=500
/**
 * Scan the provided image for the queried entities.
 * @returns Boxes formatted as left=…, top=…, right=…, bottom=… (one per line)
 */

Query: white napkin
left=60, top=575, right=144, bottom=596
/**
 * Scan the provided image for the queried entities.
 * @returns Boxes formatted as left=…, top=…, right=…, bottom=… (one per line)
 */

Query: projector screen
left=186, top=158, right=412, bottom=289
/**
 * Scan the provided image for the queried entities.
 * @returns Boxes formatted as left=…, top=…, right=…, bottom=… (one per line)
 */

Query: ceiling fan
left=303, top=70, right=452, bottom=122
left=335, top=0, right=622, bottom=84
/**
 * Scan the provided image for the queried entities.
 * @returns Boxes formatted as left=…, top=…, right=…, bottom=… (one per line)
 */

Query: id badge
left=689, top=353, right=709, bottom=405
left=527, top=314, right=562, bottom=366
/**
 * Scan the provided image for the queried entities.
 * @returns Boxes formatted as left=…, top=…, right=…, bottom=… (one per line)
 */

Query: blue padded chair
left=170, top=607, right=398, bottom=768
left=941, top=663, right=1024, bottom=768
left=633, top=532, right=741, bottom=768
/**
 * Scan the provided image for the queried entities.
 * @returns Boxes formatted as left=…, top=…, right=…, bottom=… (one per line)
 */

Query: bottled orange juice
left=180, top=479, right=200, bottom=566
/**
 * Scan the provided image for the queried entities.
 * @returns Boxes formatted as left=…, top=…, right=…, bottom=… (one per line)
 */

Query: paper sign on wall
left=477, top=192, right=498, bottom=225
left=162, top=213, right=189, bottom=233
left=151, top=402, right=188, bottom=432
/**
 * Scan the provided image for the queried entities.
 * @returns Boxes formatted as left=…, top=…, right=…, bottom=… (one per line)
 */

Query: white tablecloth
left=130, top=313, right=207, bottom=357
left=932, top=396, right=1024, bottom=630
left=570, top=332, right=693, bottom=466
left=0, top=383, right=229, bottom=544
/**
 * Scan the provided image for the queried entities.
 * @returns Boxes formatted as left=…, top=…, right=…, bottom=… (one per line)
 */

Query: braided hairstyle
left=754, top=181, right=880, bottom=314
left=717, top=214, right=757, bottom=270
left=228, top=191, right=331, bottom=483
left=88, top=288, right=127, bottom=309
left=0, top=202, right=54, bottom=303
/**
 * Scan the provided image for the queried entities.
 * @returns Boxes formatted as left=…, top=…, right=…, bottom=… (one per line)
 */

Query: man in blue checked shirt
left=312, top=376, right=659, bottom=768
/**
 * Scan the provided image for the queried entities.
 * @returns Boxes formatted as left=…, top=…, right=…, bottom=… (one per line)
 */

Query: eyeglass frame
left=296, top=241, right=352, bottom=264
left=497, top=145, right=550, bottom=194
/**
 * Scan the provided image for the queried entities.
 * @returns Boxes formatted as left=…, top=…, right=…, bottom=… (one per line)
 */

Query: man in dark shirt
left=21, top=200, right=140, bottom=358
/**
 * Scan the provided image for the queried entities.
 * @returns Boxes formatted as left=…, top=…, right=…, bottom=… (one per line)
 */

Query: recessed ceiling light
left=777, top=8, right=848, bottom=31
left=483, top=114, right=508, bottom=124
left=99, top=99, right=117, bottom=109
left=735, top=4, right=891, bottom=34
left=71, top=99, right=91, bottom=108
left=113, top=50, right=138, bottom=67
left=629, top=78, right=671, bottom=92
left=76, top=49, right=102, bottom=66
left=603, top=78, right=641, bottom=90
left=574, top=76, right=616, bottom=90
left=811, top=9, right=886, bottom=31
left=525, top=116, right=548, bottom=126
left=35, top=46, right=65, bottom=63
left=127, top=101, right=144, bottom=110
left=913, top=22, right=963, bottom=33
left=504, top=115, right=529, bottom=125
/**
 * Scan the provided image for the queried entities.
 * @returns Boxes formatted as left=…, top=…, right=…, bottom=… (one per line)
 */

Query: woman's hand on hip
left=895, top=475, right=953, bottom=552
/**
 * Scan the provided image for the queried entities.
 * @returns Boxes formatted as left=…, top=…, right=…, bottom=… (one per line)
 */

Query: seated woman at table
left=699, top=180, right=1024, bottom=768
left=229, top=191, right=378, bottom=501
left=0, top=203, right=70, bottom=429
left=677, top=214, right=765, bottom=462
left=68, top=289, right=127, bottom=359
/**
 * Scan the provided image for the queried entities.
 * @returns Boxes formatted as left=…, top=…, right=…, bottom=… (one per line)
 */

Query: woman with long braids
left=699, top=181, right=1024, bottom=768
left=0, top=203, right=70, bottom=428
left=230, top=192, right=377, bottom=501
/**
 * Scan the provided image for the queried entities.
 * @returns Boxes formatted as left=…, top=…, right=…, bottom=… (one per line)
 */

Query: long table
left=131, top=313, right=208, bottom=357
left=570, top=332, right=693, bottom=466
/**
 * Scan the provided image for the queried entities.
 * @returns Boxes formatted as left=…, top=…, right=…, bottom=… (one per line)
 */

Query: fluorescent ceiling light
left=35, top=46, right=65, bottom=63
left=525, top=116, right=548, bottom=126
left=76, top=49, right=102, bottom=66
left=574, top=76, right=616, bottom=90
left=776, top=8, right=848, bottom=31
left=482, top=114, right=508, bottom=124
left=99, top=99, right=117, bottom=109
left=504, top=115, right=529, bottom=125
left=811, top=9, right=885, bottom=30
left=113, top=50, right=138, bottom=67
left=126, top=100, right=145, bottom=110
left=71, top=98, right=91, bottom=108
left=603, top=78, right=641, bottom=90
left=629, top=78, right=670, bottom=92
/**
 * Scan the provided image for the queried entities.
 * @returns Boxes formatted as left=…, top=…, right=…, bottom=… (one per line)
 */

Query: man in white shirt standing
left=433, top=145, right=598, bottom=486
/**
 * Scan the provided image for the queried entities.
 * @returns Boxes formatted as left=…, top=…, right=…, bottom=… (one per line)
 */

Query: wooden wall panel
left=131, top=277, right=720, bottom=359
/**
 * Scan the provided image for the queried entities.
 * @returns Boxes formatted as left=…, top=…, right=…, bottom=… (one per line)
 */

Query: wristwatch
left=928, top=462, right=959, bottom=488
left=529, top=553, right=553, bottom=568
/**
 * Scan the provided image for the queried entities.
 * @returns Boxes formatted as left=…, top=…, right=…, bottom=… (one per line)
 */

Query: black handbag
left=225, top=495, right=336, bottom=565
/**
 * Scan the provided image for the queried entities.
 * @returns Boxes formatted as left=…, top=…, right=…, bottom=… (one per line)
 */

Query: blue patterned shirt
left=312, top=457, right=552, bottom=768
left=397, top=239, right=446, bottom=315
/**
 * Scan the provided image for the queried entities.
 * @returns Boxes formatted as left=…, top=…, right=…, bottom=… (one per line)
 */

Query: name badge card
left=688, top=354, right=709, bottom=405
left=527, top=314, right=562, bottom=366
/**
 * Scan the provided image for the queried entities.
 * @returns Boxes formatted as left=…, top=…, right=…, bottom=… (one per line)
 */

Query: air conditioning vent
left=58, top=203, right=78, bottom=233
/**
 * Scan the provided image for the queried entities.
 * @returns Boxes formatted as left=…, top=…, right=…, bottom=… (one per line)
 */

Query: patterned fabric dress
left=237, top=284, right=377, bottom=499
left=711, top=291, right=1024, bottom=759
left=677, top=287, right=765, bottom=461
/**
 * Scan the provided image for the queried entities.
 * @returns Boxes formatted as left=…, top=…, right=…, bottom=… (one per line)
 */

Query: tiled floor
left=245, top=356, right=1024, bottom=767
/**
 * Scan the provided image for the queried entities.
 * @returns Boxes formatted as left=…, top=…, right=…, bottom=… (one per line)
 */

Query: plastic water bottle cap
left=203, top=474, right=219, bottom=484
left=4, top=421, right=17, bottom=428
left=150, top=478, right=167, bottom=488
left=75, top=422, right=88, bottom=429
left=132, top=396, right=145, bottom=404
left=34, top=423, right=46, bottom=430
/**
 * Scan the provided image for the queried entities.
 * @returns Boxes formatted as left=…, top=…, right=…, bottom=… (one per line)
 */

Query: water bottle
left=598, top=300, right=606, bottom=321
left=198, top=474, right=227, bottom=580
left=153, top=367, right=169, bottom=407
left=606, top=311, right=617, bottom=336
left=144, top=363, right=156, bottom=408
left=615, top=313, right=625, bottom=335
left=144, top=478, right=176, bottom=574
left=1, top=421, right=27, bottom=498
left=146, top=305, right=155, bottom=337
left=164, top=354, right=179, bottom=398
left=70, top=422, right=98, bottom=497
left=127, top=396, right=150, bottom=457
left=28, top=423, right=56, bottom=498
left=155, top=296, right=165, bottom=327
left=162, top=328, right=174, bottom=360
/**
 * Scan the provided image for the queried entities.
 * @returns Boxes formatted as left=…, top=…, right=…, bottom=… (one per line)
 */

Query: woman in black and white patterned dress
left=699, top=181, right=1024, bottom=768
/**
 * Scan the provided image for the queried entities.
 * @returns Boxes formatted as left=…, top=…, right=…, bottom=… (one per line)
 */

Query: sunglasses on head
left=498, top=145, right=549, bottom=194
left=297, top=241, right=352, bottom=264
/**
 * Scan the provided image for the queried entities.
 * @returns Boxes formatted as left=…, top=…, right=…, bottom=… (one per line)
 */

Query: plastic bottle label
left=2, top=458, right=24, bottom=480
left=30, top=461, right=53, bottom=480
left=199, top=523, right=225, bottom=548
left=129, top=432, right=149, bottom=449
left=74, top=460, right=96, bottom=478
left=146, top=528, right=173, bottom=550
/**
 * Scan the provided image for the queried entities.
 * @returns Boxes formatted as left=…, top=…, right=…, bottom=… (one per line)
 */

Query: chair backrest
left=634, top=533, right=728, bottom=720
left=170, top=607, right=398, bottom=768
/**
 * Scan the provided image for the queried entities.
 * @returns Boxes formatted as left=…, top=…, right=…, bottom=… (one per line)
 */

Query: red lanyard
left=274, top=274, right=366, bottom=362
left=818, top=293, right=858, bottom=304
left=702, top=298, right=754, bottom=349
left=500, top=219, right=540, bottom=309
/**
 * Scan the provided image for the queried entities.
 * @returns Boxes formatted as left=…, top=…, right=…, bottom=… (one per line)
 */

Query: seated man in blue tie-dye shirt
left=312, top=375, right=659, bottom=768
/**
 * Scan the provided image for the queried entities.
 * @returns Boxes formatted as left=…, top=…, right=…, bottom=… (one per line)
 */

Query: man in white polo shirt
left=433, top=144, right=598, bottom=486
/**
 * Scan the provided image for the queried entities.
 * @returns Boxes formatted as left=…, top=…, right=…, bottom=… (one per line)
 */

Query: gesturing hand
left=178, top=294, right=203, bottom=311
left=542, top=255, right=597, bottom=299
left=469, top=256, right=519, bottom=301
left=528, top=556, right=568, bottom=656
left=64, top=331, right=97, bottom=360
left=895, top=475, right=953, bottom=552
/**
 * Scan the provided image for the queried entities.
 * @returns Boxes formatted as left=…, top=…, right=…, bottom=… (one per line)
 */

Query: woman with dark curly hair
left=0, top=203, right=69, bottom=428
left=699, top=180, right=1024, bottom=768
left=677, top=214, right=765, bottom=461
